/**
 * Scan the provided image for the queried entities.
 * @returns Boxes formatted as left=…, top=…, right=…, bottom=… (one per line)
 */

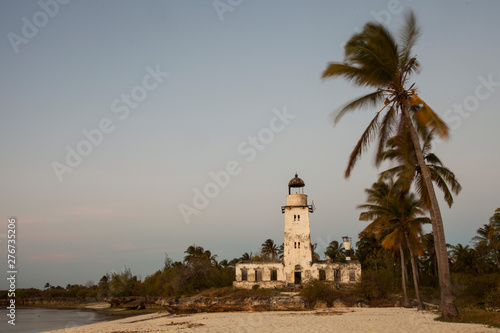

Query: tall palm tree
left=359, top=180, right=429, bottom=310
left=322, top=12, right=458, bottom=317
left=261, top=239, right=279, bottom=260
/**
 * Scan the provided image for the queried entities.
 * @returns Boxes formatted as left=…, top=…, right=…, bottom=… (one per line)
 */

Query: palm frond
left=411, top=94, right=449, bottom=139
left=375, top=105, right=396, bottom=166
left=332, top=90, right=385, bottom=125
left=399, top=11, right=421, bottom=71
left=345, top=113, right=380, bottom=178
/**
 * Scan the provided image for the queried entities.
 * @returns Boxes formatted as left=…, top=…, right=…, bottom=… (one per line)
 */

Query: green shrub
left=300, top=280, right=340, bottom=306
left=486, top=284, right=500, bottom=308
left=355, top=269, right=397, bottom=299
left=252, top=284, right=260, bottom=290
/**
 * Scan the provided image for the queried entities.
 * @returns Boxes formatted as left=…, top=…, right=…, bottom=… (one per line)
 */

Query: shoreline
left=42, top=307, right=499, bottom=333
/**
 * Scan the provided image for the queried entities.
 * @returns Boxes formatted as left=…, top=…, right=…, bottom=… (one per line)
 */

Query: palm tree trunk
left=406, top=233, right=425, bottom=310
left=401, top=104, right=459, bottom=318
left=399, top=245, right=411, bottom=308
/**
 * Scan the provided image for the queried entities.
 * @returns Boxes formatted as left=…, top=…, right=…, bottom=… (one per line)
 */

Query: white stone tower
left=281, top=174, right=315, bottom=285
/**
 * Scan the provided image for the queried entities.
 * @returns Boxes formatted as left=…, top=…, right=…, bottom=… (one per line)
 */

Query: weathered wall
left=234, top=262, right=284, bottom=289
left=311, top=261, right=362, bottom=283
left=283, top=194, right=313, bottom=284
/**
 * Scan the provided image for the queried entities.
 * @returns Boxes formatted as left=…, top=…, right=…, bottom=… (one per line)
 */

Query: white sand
left=43, top=308, right=499, bottom=333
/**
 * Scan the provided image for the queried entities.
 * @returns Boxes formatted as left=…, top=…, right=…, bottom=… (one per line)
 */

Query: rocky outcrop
left=156, top=295, right=307, bottom=313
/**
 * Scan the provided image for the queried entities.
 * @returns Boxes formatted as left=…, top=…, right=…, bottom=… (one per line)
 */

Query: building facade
left=233, top=174, right=361, bottom=289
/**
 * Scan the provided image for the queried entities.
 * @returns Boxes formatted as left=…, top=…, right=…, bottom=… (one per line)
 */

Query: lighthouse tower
left=282, top=174, right=315, bottom=285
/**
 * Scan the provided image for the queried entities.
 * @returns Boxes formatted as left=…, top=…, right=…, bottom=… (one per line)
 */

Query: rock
left=156, top=295, right=307, bottom=313
left=122, top=297, right=145, bottom=310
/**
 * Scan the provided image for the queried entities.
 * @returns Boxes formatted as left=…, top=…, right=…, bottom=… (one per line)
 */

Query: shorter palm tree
left=359, top=180, right=429, bottom=310
left=473, top=208, right=500, bottom=269
left=379, top=131, right=461, bottom=209
left=325, top=240, right=345, bottom=261
left=261, top=239, right=279, bottom=260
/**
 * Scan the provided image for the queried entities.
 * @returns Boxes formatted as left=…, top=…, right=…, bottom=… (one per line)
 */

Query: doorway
left=294, top=271, right=301, bottom=284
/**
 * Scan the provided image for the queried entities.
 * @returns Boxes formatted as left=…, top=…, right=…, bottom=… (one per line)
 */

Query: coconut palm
left=356, top=232, right=386, bottom=269
left=278, top=243, right=284, bottom=260
left=379, top=131, right=461, bottom=209
left=420, top=233, right=438, bottom=276
left=239, top=252, right=252, bottom=261
left=359, top=180, right=429, bottom=310
left=310, top=242, right=321, bottom=261
left=183, top=245, right=217, bottom=266
left=322, top=12, right=458, bottom=317
left=261, top=239, right=279, bottom=260
left=325, top=240, right=345, bottom=261
left=473, top=209, right=500, bottom=269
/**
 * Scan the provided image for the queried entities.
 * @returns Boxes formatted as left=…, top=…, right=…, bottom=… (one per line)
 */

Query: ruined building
left=233, top=174, right=361, bottom=289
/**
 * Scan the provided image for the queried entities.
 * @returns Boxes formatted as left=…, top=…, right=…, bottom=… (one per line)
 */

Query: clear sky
left=1, top=0, right=499, bottom=289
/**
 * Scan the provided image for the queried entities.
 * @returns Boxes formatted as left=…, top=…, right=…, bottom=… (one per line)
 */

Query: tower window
left=294, top=215, right=296, bottom=221
left=298, top=215, right=300, bottom=221
left=298, top=242, right=301, bottom=248
left=294, top=242, right=297, bottom=248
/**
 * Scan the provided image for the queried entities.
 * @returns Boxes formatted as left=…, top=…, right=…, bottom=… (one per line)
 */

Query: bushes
left=452, top=273, right=500, bottom=299
left=355, top=269, right=398, bottom=299
left=300, top=280, right=340, bottom=306
left=486, top=284, right=500, bottom=308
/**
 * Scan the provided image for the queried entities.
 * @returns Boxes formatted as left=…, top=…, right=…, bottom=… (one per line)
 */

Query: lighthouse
left=282, top=174, right=315, bottom=285
left=233, top=173, right=361, bottom=289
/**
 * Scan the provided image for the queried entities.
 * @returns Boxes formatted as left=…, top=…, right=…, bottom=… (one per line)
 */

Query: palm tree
left=310, top=242, right=321, bottom=261
left=356, top=232, right=386, bottom=269
left=420, top=233, right=438, bottom=276
left=278, top=243, right=284, bottom=260
left=474, top=208, right=500, bottom=269
left=379, top=131, right=461, bottom=209
left=359, top=180, right=429, bottom=310
left=240, top=252, right=252, bottom=261
left=325, top=240, right=345, bottom=261
left=183, top=245, right=217, bottom=266
left=261, top=239, right=279, bottom=260
left=322, top=12, right=458, bottom=317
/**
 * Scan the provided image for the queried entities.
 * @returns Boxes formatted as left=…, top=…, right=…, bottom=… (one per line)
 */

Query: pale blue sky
left=1, top=1, right=499, bottom=289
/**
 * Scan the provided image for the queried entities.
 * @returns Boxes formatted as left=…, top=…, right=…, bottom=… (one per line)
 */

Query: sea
left=0, top=307, right=113, bottom=333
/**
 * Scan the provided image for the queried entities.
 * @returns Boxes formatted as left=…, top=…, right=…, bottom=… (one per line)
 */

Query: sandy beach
left=43, top=308, right=499, bottom=333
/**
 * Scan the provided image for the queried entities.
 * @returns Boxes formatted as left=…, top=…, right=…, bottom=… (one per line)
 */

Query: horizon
left=1, top=1, right=500, bottom=290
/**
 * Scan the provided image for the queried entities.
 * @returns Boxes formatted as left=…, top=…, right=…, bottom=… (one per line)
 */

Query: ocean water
left=0, top=307, right=112, bottom=333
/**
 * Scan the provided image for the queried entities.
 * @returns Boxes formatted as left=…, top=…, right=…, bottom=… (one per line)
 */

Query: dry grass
left=436, top=308, right=500, bottom=329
